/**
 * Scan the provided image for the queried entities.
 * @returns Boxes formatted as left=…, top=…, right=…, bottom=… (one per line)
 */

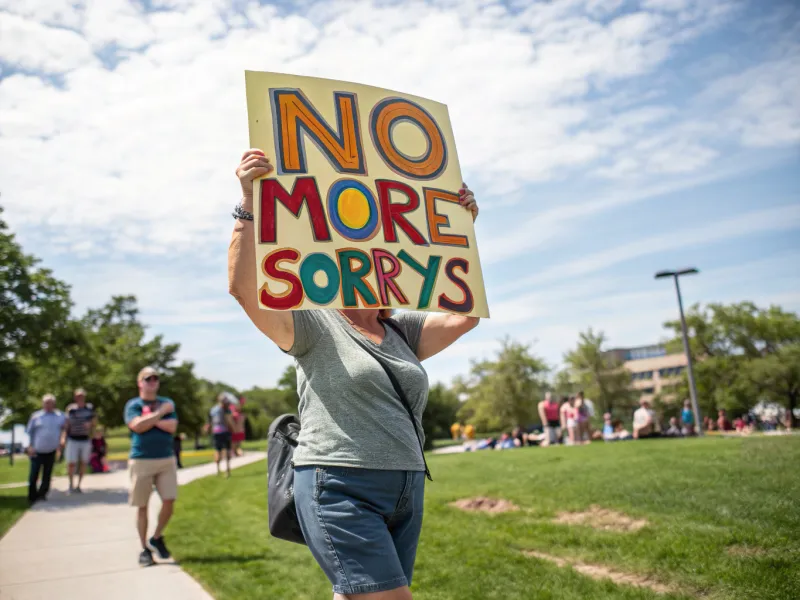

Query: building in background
left=606, top=344, right=687, bottom=404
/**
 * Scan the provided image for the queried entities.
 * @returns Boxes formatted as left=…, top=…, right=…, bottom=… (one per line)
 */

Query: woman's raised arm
left=228, top=149, right=295, bottom=351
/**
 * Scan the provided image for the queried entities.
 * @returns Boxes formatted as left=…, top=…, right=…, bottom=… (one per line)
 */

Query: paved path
left=0, top=452, right=266, bottom=600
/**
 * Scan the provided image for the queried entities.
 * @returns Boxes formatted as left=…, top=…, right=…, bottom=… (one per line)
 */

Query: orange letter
left=424, top=188, right=469, bottom=247
left=369, top=98, right=447, bottom=180
left=272, top=90, right=365, bottom=175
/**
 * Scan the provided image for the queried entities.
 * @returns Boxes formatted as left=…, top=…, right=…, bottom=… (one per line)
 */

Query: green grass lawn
left=168, top=436, right=800, bottom=600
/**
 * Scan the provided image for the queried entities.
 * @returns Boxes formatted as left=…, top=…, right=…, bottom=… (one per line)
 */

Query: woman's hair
left=378, top=309, right=394, bottom=320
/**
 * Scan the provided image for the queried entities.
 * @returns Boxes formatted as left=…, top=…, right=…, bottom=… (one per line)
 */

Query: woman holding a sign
left=229, top=148, right=479, bottom=599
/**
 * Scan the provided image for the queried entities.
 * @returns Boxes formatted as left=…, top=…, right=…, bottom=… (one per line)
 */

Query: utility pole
left=655, top=268, right=702, bottom=435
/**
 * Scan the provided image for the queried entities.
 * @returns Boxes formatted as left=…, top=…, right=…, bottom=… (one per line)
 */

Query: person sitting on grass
left=90, top=427, right=108, bottom=473
left=665, top=417, right=682, bottom=437
left=602, top=413, right=616, bottom=441
left=495, top=432, right=516, bottom=450
left=680, top=399, right=695, bottom=435
left=511, top=426, right=528, bottom=447
left=717, top=409, right=733, bottom=432
left=614, top=421, right=632, bottom=440
left=471, top=437, right=497, bottom=451
left=633, top=399, right=659, bottom=439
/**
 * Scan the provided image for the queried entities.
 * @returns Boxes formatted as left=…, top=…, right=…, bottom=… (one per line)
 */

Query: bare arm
left=155, top=419, right=178, bottom=434
left=414, top=183, right=480, bottom=361
left=416, top=314, right=479, bottom=361
left=128, top=411, right=166, bottom=434
left=229, top=149, right=294, bottom=351
left=537, top=402, right=547, bottom=424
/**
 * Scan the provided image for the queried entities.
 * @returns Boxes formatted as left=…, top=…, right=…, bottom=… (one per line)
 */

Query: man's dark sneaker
left=139, top=549, right=155, bottom=567
left=149, top=536, right=171, bottom=559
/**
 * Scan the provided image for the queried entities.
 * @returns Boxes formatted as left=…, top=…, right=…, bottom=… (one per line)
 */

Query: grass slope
left=167, top=436, right=800, bottom=600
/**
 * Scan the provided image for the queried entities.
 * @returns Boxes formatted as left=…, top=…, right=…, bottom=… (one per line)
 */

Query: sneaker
left=74, top=487, right=82, bottom=494
left=149, top=535, right=171, bottom=559
left=139, top=549, right=155, bottom=567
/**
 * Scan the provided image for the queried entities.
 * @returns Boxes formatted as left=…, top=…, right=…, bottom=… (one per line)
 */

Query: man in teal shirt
left=124, top=366, right=178, bottom=567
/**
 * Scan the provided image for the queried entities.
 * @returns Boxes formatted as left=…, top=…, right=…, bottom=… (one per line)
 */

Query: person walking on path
left=229, top=149, right=480, bottom=599
left=124, top=366, right=179, bottom=567
left=25, top=394, right=66, bottom=505
left=64, top=388, right=97, bottom=494
left=207, top=394, right=235, bottom=477
left=231, top=397, right=246, bottom=457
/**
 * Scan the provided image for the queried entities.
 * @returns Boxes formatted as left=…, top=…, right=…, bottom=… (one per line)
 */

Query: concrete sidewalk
left=0, top=452, right=266, bottom=600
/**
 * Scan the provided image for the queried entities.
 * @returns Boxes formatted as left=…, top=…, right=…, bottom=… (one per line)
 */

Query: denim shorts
left=294, top=466, right=425, bottom=595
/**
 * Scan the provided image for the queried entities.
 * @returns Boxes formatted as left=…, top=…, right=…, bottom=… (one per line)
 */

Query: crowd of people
left=449, top=393, right=783, bottom=452
left=23, top=367, right=250, bottom=567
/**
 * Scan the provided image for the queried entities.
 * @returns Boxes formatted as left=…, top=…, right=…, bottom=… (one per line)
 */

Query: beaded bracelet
left=232, top=203, right=254, bottom=221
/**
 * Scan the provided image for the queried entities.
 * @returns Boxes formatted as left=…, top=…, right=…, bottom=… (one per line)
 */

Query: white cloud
left=0, top=12, right=95, bottom=73
left=495, top=203, right=800, bottom=297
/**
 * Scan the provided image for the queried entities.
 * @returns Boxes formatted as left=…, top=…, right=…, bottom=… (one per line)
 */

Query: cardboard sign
left=245, top=71, right=489, bottom=317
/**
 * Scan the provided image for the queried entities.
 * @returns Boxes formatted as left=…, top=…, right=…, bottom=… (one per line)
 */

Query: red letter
left=438, top=258, right=474, bottom=313
left=371, top=249, right=409, bottom=306
left=260, top=177, right=331, bottom=243
left=376, top=180, right=428, bottom=246
left=260, top=248, right=304, bottom=310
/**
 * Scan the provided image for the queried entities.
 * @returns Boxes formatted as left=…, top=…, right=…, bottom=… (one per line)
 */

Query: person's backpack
left=266, top=318, right=431, bottom=545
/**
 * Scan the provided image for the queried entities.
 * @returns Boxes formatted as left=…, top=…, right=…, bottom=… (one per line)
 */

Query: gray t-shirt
left=288, top=310, right=429, bottom=471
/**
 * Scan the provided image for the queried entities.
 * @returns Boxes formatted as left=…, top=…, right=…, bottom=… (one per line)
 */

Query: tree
left=456, top=338, right=549, bottom=431
left=663, top=302, right=800, bottom=424
left=160, top=361, right=206, bottom=435
left=563, top=328, right=635, bottom=417
left=551, top=369, right=578, bottom=398
left=422, top=383, right=460, bottom=449
left=745, top=344, right=800, bottom=428
left=0, top=206, right=73, bottom=424
left=240, top=365, right=300, bottom=438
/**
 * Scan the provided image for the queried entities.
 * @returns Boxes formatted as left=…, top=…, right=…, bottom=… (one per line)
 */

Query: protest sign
left=245, top=71, right=488, bottom=317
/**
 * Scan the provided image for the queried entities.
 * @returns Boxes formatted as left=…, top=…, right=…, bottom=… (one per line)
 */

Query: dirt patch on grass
left=524, top=551, right=673, bottom=594
left=727, top=545, right=767, bottom=557
left=553, top=505, right=648, bottom=532
left=450, top=497, right=519, bottom=513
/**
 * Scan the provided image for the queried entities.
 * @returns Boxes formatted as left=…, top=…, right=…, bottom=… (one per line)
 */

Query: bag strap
left=378, top=318, right=432, bottom=482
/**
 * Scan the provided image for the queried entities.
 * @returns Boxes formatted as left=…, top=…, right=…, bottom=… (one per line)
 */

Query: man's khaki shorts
left=129, top=457, right=178, bottom=507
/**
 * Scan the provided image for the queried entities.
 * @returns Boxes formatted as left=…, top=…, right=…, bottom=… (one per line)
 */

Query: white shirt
left=633, top=407, right=654, bottom=429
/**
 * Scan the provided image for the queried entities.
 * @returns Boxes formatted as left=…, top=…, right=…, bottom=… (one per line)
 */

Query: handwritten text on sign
left=245, top=72, right=488, bottom=317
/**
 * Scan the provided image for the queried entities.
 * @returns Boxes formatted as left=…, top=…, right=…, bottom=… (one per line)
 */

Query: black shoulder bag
left=266, top=317, right=431, bottom=545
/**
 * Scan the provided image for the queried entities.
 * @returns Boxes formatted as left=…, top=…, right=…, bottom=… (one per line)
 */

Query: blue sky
left=0, top=0, right=798, bottom=389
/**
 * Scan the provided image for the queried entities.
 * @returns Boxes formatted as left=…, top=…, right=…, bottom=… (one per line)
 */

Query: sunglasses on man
left=143, top=375, right=159, bottom=383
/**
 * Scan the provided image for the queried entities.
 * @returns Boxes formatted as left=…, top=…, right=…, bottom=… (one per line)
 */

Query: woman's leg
left=334, top=588, right=413, bottom=600
left=295, top=467, right=414, bottom=598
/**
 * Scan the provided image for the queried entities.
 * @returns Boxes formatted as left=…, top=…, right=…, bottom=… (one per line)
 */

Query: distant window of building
left=659, top=366, right=685, bottom=377
left=642, top=387, right=655, bottom=394
left=628, top=345, right=667, bottom=360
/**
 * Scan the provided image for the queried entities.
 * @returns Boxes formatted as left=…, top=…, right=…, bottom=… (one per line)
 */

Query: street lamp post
left=655, top=268, right=702, bottom=436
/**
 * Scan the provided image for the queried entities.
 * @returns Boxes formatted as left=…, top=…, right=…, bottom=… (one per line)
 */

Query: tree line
left=3, top=206, right=797, bottom=446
